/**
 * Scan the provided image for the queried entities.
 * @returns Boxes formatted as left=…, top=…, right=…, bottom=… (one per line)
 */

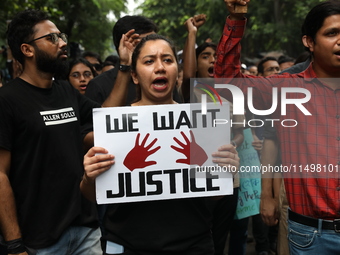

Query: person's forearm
left=102, top=29, right=139, bottom=108
left=261, top=176, right=273, bottom=198
left=273, top=172, right=282, bottom=200
left=231, top=128, right=244, bottom=147
left=0, top=173, right=22, bottom=241
left=80, top=175, right=96, bottom=203
left=181, top=30, right=197, bottom=102
left=101, top=68, right=130, bottom=107
left=215, top=17, right=246, bottom=78
left=260, top=139, right=278, bottom=197
left=83, top=131, right=94, bottom=153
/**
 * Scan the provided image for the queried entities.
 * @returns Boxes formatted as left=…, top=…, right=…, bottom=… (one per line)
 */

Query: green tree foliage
left=244, top=0, right=324, bottom=59
left=0, top=0, right=127, bottom=58
left=0, top=0, right=327, bottom=63
left=140, top=0, right=226, bottom=50
left=139, top=0, right=324, bottom=60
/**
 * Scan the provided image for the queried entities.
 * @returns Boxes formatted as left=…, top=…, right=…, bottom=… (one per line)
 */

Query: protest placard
left=235, top=128, right=262, bottom=219
left=93, top=103, right=234, bottom=204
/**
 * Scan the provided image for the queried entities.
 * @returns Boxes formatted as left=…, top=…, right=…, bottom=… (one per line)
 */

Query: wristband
left=6, top=238, right=26, bottom=254
left=119, top=64, right=131, bottom=72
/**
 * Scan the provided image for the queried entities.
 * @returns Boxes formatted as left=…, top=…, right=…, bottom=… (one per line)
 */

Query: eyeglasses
left=25, top=33, right=68, bottom=45
left=69, top=71, right=93, bottom=79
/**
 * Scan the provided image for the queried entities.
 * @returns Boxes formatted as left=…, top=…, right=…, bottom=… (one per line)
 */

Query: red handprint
left=171, top=130, right=208, bottom=166
left=123, top=133, right=161, bottom=171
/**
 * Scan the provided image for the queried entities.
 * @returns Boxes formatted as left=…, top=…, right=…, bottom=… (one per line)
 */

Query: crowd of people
left=1, top=0, right=340, bottom=254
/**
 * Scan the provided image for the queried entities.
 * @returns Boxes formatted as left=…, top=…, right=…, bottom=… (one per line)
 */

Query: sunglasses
left=25, top=33, right=68, bottom=45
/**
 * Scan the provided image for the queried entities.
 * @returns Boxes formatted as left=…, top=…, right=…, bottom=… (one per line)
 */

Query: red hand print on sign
left=171, top=130, right=208, bottom=166
left=123, top=133, right=161, bottom=171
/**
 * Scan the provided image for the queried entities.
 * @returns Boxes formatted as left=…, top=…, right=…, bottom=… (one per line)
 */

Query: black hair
left=104, top=55, right=119, bottom=66
left=67, top=57, right=97, bottom=79
left=6, top=9, right=49, bottom=66
left=195, top=42, right=217, bottom=59
left=257, top=56, right=278, bottom=74
left=112, top=15, right=158, bottom=52
left=302, top=0, right=340, bottom=51
left=278, top=55, right=295, bottom=65
left=294, top=51, right=312, bottom=65
left=102, top=61, right=114, bottom=69
left=131, top=34, right=178, bottom=102
left=81, top=51, right=102, bottom=65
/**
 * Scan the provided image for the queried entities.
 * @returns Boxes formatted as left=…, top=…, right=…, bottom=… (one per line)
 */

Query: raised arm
left=214, top=0, right=278, bottom=114
left=101, top=29, right=140, bottom=107
left=181, top=14, right=206, bottom=102
left=83, top=29, right=140, bottom=149
left=214, top=0, right=249, bottom=78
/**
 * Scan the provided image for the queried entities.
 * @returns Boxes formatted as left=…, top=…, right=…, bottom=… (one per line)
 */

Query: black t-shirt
left=85, top=67, right=183, bottom=105
left=87, top=69, right=210, bottom=254
left=103, top=198, right=214, bottom=255
left=0, top=78, right=100, bottom=249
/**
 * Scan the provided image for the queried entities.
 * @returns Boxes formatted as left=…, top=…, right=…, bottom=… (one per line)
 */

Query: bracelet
left=6, top=238, right=26, bottom=254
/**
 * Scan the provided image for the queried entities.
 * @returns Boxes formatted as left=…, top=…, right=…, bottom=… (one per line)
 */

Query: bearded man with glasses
left=0, top=8, right=140, bottom=255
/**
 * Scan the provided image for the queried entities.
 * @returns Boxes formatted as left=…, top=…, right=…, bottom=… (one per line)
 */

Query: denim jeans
left=36, top=226, right=102, bottom=255
left=288, top=219, right=340, bottom=255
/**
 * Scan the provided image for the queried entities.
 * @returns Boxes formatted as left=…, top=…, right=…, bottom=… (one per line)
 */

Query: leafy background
left=0, top=0, right=324, bottom=67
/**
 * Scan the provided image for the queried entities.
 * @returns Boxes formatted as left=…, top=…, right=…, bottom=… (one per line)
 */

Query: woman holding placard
left=81, top=34, right=240, bottom=255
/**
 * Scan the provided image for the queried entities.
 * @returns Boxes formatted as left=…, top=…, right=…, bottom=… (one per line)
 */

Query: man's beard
left=34, top=46, right=69, bottom=78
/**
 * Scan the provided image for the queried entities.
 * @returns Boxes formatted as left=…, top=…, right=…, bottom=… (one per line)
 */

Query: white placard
left=93, top=103, right=233, bottom=204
